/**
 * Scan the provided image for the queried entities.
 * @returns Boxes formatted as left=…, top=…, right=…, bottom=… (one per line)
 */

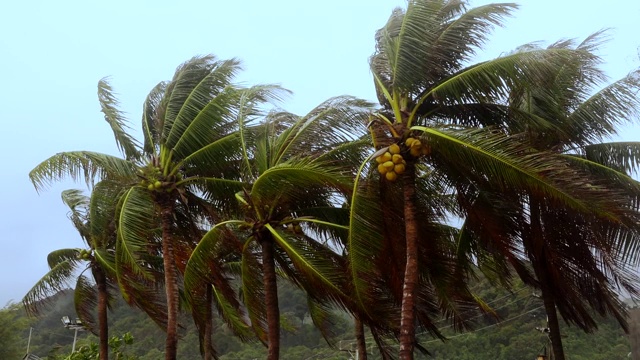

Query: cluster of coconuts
left=375, top=137, right=431, bottom=182
left=139, top=168, right=181, bottom=193
left=375, top=143, right=406, bottom=182
left=78, top=249, right=92, bottom=261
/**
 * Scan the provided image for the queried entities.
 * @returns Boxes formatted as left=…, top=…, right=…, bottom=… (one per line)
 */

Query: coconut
left=392, top=154, right=403, bottom=164
left=385, top=171, right=398, bottom=181
left=410, top=147, right=421, bottom=157
left=154, top=181, right=162, bottom=189
left=381, top=152, right=393, bottom=162
left=394, top=163, right=406, bottom=174
left=389, top=143, right=401, bottom=154
left=378, top=164, right=389, bottom=175
left=147, top=184, right=154, bottom=191
left=405, top=137, right=416, bottom=147
left=383, top=161, right=395, bottom=170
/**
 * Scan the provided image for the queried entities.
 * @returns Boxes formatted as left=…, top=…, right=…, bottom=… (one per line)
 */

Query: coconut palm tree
left=185, top=96, right=373, bottom=360
left=348, top=1, right=630, bottom=358
left=29, top=56, right=282, bottom=360
left=23, top=186, right=120, bottom=360
left=457, top=34, right=640, bottom=360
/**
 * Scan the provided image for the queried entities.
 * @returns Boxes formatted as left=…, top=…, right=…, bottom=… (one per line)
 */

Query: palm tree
left=459, top=34, right=640, bottom=360
left=349, top=1, right=623, bottom=358
left=185, top=96, right=373, bottom=360
left=29, top=55, right=279, bottom=360
left=23, top=186, right=119, bottom=360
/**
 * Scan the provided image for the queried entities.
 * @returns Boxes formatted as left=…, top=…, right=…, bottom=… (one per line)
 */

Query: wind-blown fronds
left=29, top=151, right=137, bottom=192
left=98, top=78, right=141, bottom=160
left=116, top=187, right=157, bottom=279
left=23, top=248, right=82, bottom=316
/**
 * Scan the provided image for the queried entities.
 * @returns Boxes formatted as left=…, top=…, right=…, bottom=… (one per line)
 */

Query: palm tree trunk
left=261, top=234, right=280, bottom=360
left=399, top=161, right=418, bottom=360
left=541, top=286, right=565, bottom=360
left=93, top=267, right=109, bottom=360
left=529, top=199, right=565, bottom=360
left=204, top=285, right=213, bottom=360
left=160, top=200, right=179, bottom=360
left=355, top=315, right=368, bottom=360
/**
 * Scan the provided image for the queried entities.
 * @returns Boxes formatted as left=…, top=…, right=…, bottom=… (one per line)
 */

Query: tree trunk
left=529, top=200, right=565, bottom=360
left=161, top=200, right=179, bottom=360
left=541, top=285, right=565, bottom=360
left=93, top=267, right=109, bottom=360
left=203, top=285, right=214, bottom=360
left=355, top=315, right=368, bottom=360
left=399, top=161, right=418, bottom=360
left=262, top=234, right=280, bottom=360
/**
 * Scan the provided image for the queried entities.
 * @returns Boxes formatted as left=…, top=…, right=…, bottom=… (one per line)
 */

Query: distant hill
left=15, top=278, right=633, bottom=359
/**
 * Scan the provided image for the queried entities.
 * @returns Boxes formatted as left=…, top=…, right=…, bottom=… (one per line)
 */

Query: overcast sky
left=1, top=0, right=639, bottom=307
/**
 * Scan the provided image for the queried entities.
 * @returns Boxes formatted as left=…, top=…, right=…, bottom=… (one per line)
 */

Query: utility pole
left=26, top=327, right=33, bottom=354
left=61, top=316, right=85, bottom=354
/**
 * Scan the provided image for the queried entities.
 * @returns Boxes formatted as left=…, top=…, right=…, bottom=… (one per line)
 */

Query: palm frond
left=241, top=239, right=268, bottom=343
left=29, top=151, right=136, bottom=192
left=116, top=187, right=157, bottom=279
left=74, top=274, right=99, bottom=335
left=418, top=126, right=628, bottom=218
left=23, top=250, right=83, bottom=316
left=162, top=56, right=240, bottom=145
left=97, top=77, right=141, bottom=160
left=266, top=224, right=346, bottom=303
left=566, top=71, right=640, bottom=145
left=251, top=159, right=352, bottom=205
left=347, top=167, right=386, bottom=313
left=142, top=81, right=168, bottom=155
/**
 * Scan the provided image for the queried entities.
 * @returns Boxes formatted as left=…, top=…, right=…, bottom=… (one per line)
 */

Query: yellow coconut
left=405, top=137, right=416, bottom=147
left=377, top=163, right=388, bottom=175
left=385, top=171, right=398, bottom=181
left=389, top=143, right=401, bottom=154
left=394, top=163, right=406, bottom=174
left=411, top=139, right=422, bottom=148
left=383, top=161, right=395, bottom=170
left=410, top=147, right=421, bottom=157
left=381, top=152, right=393, bottom=162
left=375, top=156, right=384, bottom=164
left=392, top=154, right=404, bottom=164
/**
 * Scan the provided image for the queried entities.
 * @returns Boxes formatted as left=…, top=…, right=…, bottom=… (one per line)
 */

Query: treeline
left=12, top=276, right=631, bottom=359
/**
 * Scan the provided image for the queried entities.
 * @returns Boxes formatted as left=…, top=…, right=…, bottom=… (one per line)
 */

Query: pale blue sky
left=1, top=0, right=639, bottom=306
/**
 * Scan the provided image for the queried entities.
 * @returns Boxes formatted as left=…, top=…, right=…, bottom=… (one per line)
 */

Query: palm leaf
left=29, top=151, right=136, bottom=191
left=416, top=126, right=627, bottom=218
left=142, top=81, right=168, bottom=155
left=116, top=187, right=157, bottom=280
left=97, top=77, right=141, bottom=160
left=23, top=249, right=83, bottom=316
left=162, top=56, right=240, bottom=145
left=74, top=273, right=99, bottom=335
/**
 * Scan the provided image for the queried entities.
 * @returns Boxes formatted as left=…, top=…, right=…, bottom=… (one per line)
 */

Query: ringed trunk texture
left=355, top=315, right=368, bottom=360
left=399, top=161, right=418, bottom=360
left=94, top=267, right=109, bottom=360
left=262, top=235, right=280, bottom=360
left=161, top=200, right=179, bottom=360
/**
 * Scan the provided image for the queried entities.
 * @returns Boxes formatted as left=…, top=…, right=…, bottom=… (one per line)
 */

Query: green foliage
left=0, top=303, right=29, bottom=359
left=16, top=280, right=635, bottom=359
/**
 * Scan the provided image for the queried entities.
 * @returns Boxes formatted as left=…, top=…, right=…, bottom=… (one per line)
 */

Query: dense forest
left=7, top=276, right=632, bottom=359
